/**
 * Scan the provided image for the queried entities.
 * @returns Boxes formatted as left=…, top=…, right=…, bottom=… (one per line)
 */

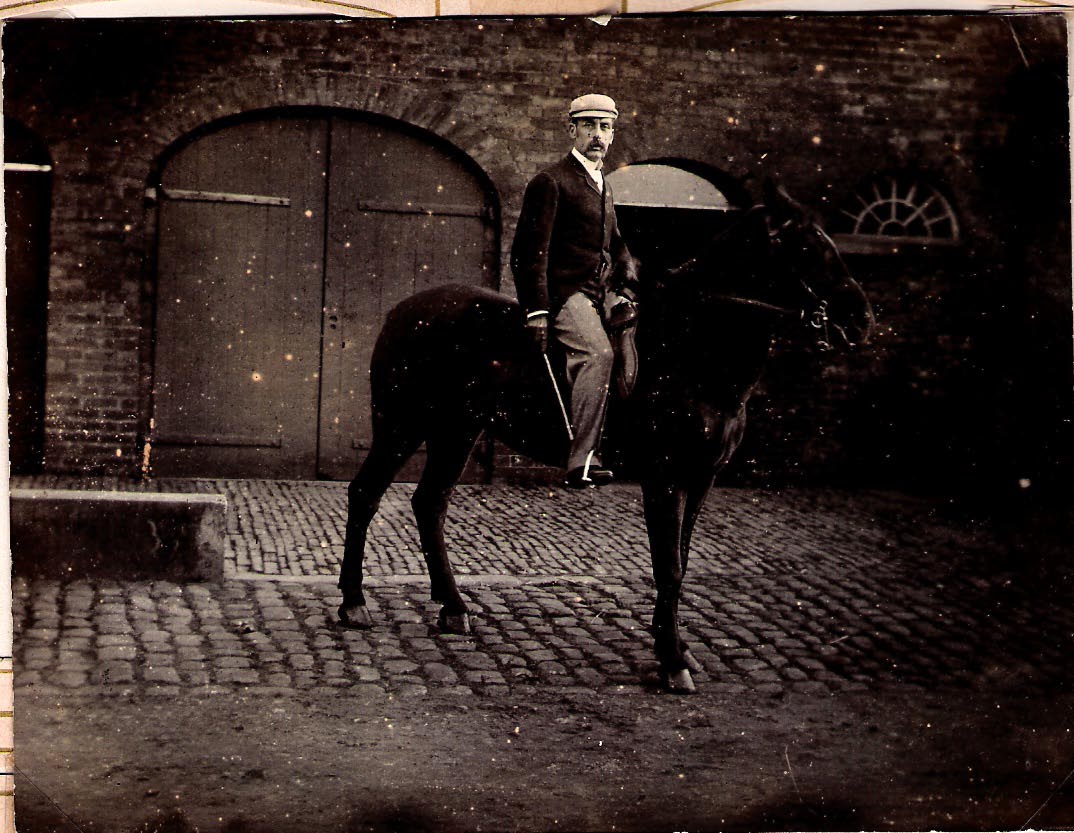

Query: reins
left=703, top=293, right=803, bottom=318
left=707, top=288, right=833, bottom=350
left=664, top=205, right=839, bottom=349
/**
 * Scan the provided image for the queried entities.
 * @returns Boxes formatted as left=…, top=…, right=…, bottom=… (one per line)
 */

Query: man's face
left=569, top=117, right=615, bottom=163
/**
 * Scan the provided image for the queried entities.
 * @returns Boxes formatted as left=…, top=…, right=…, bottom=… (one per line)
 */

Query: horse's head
left=756, top=180, right=876, bottom=351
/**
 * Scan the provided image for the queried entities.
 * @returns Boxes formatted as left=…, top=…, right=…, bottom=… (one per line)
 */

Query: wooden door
left=152, top=116, right=328, bottom=478
left=316, top=116, right=496, bottom=479
left=152, top=111, right=498, bottom=480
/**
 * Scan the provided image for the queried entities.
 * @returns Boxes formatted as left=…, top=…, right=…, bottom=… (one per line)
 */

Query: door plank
left=152, top=117, right=328, bottom=478
left=318, top=117, right=495, bottom=480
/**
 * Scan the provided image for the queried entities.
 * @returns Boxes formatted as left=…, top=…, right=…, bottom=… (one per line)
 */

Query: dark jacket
left=511, top=153, right=639, bottom=316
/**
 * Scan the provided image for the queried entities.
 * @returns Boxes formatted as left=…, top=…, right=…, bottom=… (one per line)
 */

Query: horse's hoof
left=338, top=604, right=374, bottom=630
left=437, top=610, right=472, bottom=635
left=660, top=668, right=697, bottom=694
left=682, top=650, right=703, bottom=674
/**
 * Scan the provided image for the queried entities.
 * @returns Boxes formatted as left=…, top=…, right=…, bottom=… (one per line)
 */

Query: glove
left=526, top=314, right=549, bottom=353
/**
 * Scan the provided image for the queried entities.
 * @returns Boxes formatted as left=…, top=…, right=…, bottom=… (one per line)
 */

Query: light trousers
left=552, top=290, right=624, bottom=473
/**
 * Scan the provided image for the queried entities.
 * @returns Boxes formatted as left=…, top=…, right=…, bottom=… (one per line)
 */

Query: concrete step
left=9, top=489, right=226, bottom=582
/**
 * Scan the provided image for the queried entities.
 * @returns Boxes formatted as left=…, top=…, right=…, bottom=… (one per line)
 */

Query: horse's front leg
left=674, top=407, right=744, bottom=673
left=412, top=428, right=481, bottom=635
left=642, top=479, right=695, bottom=694
left=677, top=472, right=715, bottom=675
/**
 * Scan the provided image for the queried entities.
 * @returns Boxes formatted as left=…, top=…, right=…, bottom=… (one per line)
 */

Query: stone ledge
left=9, top=489, right=227, bottom=582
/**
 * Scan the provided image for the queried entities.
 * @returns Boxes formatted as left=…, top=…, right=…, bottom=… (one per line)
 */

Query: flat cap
left=568, top=93, right=618, bottom=120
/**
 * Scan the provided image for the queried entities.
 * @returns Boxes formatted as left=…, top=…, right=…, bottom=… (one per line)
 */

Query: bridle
left=706, top=283, right=834, bottom=351
left=679, top=209, right=843, bottom=350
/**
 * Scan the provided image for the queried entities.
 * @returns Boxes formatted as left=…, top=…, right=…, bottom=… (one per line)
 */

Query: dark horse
left=337, top=183, right=875, bottom=693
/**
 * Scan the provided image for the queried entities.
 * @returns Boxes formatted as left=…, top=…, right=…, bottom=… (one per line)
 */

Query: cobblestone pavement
left=10, top=477, right=1073, bottom=699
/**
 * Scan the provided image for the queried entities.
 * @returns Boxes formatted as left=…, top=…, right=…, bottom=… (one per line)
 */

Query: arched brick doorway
left=601, top=160, right=746, bottom=476
left=607, top=159, right=748, bottom=273
left=149, top=109, right=500, bottom=479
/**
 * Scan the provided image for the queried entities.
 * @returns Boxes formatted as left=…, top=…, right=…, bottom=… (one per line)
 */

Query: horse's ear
left=763, top=178, right=810, bottom=226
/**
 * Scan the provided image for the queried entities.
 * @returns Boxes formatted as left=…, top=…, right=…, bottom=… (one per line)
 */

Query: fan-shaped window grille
left=835, top=175, right=960, bottom=252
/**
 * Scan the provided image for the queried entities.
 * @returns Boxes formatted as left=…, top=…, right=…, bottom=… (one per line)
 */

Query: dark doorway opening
left=5, top=119, right=52, bottom=475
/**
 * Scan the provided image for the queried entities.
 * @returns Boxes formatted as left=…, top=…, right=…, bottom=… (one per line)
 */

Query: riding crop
left=542, top=353, right=575, bottom=441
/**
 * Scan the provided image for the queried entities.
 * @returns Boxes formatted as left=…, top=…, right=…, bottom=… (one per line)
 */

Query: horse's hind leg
left=412, top=426, right=481, bottom=635
left=338, top=426, right=422, bottom=629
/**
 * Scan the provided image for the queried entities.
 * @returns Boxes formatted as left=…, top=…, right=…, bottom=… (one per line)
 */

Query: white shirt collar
left=571, top=148, right=604, bottom=188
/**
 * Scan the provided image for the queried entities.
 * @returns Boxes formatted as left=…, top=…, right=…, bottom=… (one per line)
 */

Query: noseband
left=699, top=215, right=839, bottom=350
left=665, top=208, right=851, bottom=350
left=706, top=285, right=833, bottom=351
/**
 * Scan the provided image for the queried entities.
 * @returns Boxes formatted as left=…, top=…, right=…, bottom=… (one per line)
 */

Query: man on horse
left=510, top=93, right=641, bottom=489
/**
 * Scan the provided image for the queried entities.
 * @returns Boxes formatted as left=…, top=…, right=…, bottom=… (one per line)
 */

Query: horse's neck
left=639, top=296, right=772, bottom=405
left=639, top=217, right=774, bottom=401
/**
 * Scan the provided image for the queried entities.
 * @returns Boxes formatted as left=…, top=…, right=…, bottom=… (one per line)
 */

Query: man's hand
left=608, top=298, right=638, bottom=332
left=526, top=313, right=549, bottom=353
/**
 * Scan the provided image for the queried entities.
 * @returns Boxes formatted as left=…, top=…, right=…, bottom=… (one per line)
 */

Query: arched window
left=832, top=173, right=961, bottom=254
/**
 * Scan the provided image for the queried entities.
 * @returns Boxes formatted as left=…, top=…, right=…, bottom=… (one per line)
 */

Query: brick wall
left=2, top=14, right=1069, bottom=493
